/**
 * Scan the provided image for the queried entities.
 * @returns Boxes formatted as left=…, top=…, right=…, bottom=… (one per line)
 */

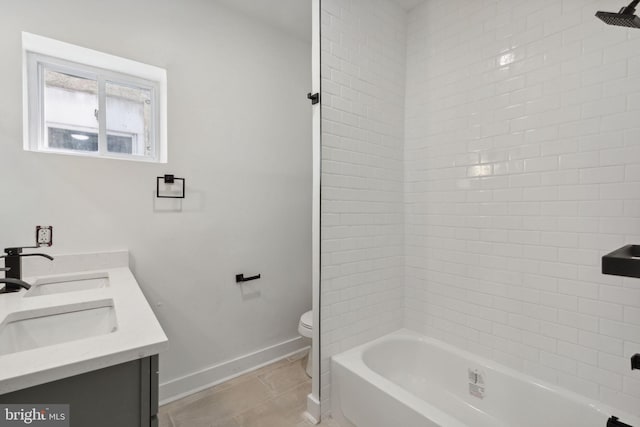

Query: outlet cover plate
left=36, top=226, right=53, bottom=247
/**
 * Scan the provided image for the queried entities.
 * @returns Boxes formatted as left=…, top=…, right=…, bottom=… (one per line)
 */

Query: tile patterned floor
left=159, top=351, right=341, bottom=427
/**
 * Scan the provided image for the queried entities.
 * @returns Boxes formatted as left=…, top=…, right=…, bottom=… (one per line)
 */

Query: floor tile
left=270, top=382, right=310, bottom=414
left=233, top=381, right=311, bottom=426
left=160, top=352, right=328, bottom=427
left=248, top=358, right=294, bottom=379
left=171, top=415, right=241, bottom=427
left=157, top=410, right=172, bottom=427
left=318, top=418, right=342, bottom=426
left=233, top=403, right=296, bottom=427
left=296, top=416, right=341, bottom=427
left=257, top=357, right=310, bottom=395
left=168, top=376, right=275, bottom=426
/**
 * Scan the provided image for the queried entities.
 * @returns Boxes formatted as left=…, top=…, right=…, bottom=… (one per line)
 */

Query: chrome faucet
left=0, top=246, right=54, bottom=293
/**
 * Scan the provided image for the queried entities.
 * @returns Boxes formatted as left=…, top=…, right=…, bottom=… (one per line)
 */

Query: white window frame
left=22, top=32, right=168, bottom=163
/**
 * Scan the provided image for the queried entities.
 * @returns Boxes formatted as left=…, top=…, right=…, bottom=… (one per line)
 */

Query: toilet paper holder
left=236, top=273, right=261, bottom=283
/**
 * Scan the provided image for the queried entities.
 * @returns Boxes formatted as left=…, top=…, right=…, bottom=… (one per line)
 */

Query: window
left=22, top=32, right=167, bottom=162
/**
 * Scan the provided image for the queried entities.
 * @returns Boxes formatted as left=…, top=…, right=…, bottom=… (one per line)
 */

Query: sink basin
left=0, top=300, right=117, bottom=355
left=25, top=272, right=109, bottom=297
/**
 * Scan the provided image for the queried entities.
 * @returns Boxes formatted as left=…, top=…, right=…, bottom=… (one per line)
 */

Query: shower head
left=596, top=11, right=640, bottom=27
left=596, top=0, right=640, bottom=28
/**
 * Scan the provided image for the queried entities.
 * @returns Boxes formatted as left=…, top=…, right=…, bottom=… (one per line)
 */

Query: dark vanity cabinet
left=0, top=355, right=159, bottom=427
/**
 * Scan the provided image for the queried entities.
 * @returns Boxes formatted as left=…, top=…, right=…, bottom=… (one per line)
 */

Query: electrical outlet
left=36, top=226, right=53, bottom=247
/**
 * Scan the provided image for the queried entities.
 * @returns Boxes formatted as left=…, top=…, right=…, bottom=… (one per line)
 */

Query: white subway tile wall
left=405, top=0, right=640, bottom=416
left=321, top=0, right=640, bottom=418
left=320, top=0, right=407, bottom=409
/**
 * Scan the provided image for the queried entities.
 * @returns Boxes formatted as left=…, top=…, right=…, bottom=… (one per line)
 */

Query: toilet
left=298, top=310, right=313, bottom=377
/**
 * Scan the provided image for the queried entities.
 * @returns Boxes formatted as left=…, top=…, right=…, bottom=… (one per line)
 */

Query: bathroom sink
left=0, top=300, right=117, bottom=355
left=25, top=272, right=109, bottom=297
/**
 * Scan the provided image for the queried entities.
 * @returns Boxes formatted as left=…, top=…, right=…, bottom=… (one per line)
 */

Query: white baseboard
left=305, top=393, right=321, bottom=424
left=159, top=336, right=308, bottom=405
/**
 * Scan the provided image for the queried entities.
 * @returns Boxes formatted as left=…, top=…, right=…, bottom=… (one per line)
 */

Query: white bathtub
left=331, top=330, right=639, bottom=427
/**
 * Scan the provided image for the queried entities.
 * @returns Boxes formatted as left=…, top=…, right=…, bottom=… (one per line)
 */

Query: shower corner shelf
left=602, top=245, right=640, bottom=279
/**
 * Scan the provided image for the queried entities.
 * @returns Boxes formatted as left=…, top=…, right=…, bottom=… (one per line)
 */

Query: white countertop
left=0, top=252, right=168, bottom=395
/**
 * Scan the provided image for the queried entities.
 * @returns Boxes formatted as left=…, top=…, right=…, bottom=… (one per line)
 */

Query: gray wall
left=0, top=0, right=311, bottom=399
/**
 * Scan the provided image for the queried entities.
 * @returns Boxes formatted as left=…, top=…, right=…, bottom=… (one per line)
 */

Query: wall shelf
left=602, top=245, right=640, bottom=279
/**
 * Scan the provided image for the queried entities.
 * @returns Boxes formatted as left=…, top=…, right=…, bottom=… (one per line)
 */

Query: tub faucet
left=0, top=246, right=53, bottom=293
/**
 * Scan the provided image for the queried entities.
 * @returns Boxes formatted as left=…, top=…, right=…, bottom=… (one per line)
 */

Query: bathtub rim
left=331, top=328, right=640, bottom=427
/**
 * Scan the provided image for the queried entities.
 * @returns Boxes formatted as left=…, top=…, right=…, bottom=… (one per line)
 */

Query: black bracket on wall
left=607, top=416, right=633, bottom=427
left=307, top=92, right=320, bottom=105
left=632, top=353, right=640, bottom=370
left=235, top=273, right=261, bottom=283
left=156, top=175, right=185, bottom=199
left=602, top=245, right=640, bottom=278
